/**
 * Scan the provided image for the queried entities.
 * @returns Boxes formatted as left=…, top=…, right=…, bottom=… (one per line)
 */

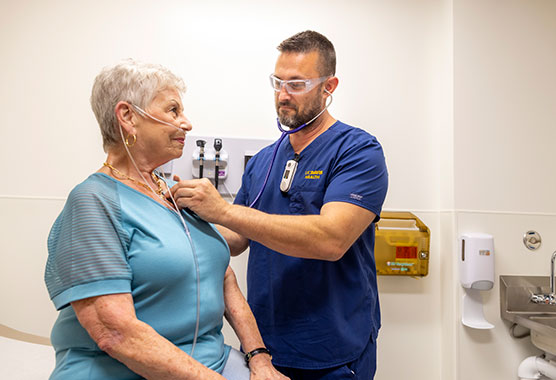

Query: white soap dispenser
left=458, top=233, right=495, bottom=329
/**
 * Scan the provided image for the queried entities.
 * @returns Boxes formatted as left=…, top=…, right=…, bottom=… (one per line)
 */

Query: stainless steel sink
left=500, top=275, right=556, bottom=355
left=530, top=316, right=556, bottom=328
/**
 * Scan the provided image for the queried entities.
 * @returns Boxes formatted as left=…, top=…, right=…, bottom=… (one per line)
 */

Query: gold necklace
left=103, top=162, right=165, bottom=198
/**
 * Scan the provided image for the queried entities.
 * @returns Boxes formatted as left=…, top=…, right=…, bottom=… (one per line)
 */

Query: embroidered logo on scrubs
left=350, top=193, right=363, bottom=201
left=304, top=170, right=323, bottom=179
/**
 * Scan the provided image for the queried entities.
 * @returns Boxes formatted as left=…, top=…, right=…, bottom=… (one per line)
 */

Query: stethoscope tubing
left=248, top=93, right=333, bottom=208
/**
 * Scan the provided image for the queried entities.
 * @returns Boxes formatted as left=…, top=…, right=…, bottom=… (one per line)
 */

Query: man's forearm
left=170, top=179, right=374, bottom=260
left=218, top=202, right=370, bottom=261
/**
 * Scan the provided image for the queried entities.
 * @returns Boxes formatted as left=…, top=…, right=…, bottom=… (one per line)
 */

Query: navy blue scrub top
left=235, top=121, right=389, bottom=369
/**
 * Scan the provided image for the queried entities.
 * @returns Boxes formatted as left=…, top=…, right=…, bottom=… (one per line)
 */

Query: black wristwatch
left=244, top=347, right=272, bottom=364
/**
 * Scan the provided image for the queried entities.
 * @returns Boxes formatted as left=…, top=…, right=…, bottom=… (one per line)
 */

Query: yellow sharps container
left=374, top=212, right=430, bottom=277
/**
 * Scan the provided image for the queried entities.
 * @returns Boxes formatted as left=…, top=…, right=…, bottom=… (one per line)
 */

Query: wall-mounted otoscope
left=191, top=137, right=228, bottom=192
left=196, top=139, right=206, bottom=178
left=214, top=138, right=222, bottom=190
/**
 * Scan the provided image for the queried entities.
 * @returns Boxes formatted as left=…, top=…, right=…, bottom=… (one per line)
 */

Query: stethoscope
left=248, top=90, right=333, bottom=208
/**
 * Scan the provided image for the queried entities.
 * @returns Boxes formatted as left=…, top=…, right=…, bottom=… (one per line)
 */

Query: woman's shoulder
left=66, top=173, right=120, bottom=209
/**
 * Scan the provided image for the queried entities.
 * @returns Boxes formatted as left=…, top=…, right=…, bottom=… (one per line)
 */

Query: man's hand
left=169, top=175, right=231, bottom=224
left=248, top=354, right=290, bottom=380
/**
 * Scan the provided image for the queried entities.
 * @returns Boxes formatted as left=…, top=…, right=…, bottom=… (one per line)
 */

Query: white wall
left=453, top=1, right=556, bottom=379
left=1, top=1, right=555, bottom=379
left=454, top=0, right=556, bottom=214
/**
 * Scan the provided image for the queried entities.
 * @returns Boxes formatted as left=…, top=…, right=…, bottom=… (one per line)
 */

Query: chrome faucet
left=551, top=250, right=556, bottom=294
left=531, top=250, right=556, bottom=305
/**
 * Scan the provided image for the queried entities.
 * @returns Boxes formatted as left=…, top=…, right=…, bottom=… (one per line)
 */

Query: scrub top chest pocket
left=285, top=159, right=329, bottom=215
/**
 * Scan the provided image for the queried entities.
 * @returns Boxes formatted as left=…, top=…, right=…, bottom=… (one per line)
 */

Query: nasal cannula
left=120, top=105, right=202, bottom=357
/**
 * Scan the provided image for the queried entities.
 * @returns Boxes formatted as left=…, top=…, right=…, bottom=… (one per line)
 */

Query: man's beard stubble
left=277, top=93, right=324, bottom=130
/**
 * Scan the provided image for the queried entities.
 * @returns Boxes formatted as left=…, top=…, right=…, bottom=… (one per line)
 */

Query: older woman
left=44, top=60, right=288, bottom=380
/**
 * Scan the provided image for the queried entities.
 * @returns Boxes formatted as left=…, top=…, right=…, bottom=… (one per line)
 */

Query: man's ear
left=324, top=76, right=339, bottom=95
left=115, top=101, right=137, bottom=136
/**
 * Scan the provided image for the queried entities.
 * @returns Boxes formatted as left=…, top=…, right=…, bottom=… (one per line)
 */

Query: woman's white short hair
left=91, top=59, right=186, bottom=152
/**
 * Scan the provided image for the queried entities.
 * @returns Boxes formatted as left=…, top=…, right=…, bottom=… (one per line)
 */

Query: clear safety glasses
left=269, top=74, right=329, bottom=94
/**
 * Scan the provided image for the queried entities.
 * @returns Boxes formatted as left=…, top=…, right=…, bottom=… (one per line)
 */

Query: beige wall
left=453, top=1, right=556, bottom=379
left=454, top=0, right=556, bottom=214
left=1, top=1, right=555, bottom=379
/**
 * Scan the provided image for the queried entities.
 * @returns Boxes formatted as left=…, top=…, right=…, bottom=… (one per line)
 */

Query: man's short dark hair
left=277, top=30, right=336, bottom=77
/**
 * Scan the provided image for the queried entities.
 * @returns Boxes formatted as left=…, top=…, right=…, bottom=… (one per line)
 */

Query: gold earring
left=125, top=134, right=136, bottom=147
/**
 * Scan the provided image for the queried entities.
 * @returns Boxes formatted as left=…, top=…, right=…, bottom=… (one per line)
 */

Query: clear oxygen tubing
left=248, top=92, right=333, bottom=208
left=117, top=108, right=202, bottom=357
left=221, top=181, right=235, bottom=202
left=132, top=104, right=187, bottom=132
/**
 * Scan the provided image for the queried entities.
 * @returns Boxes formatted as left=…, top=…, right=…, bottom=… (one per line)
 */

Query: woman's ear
left=114, top=101, right=137, bottom=136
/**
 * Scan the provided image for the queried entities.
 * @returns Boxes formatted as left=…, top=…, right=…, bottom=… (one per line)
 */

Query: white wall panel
left=0, top=198, right=63, bottom=337
left=454, top=0, right=556, bottom=214
left=377, top=211, right=442, bottom=380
